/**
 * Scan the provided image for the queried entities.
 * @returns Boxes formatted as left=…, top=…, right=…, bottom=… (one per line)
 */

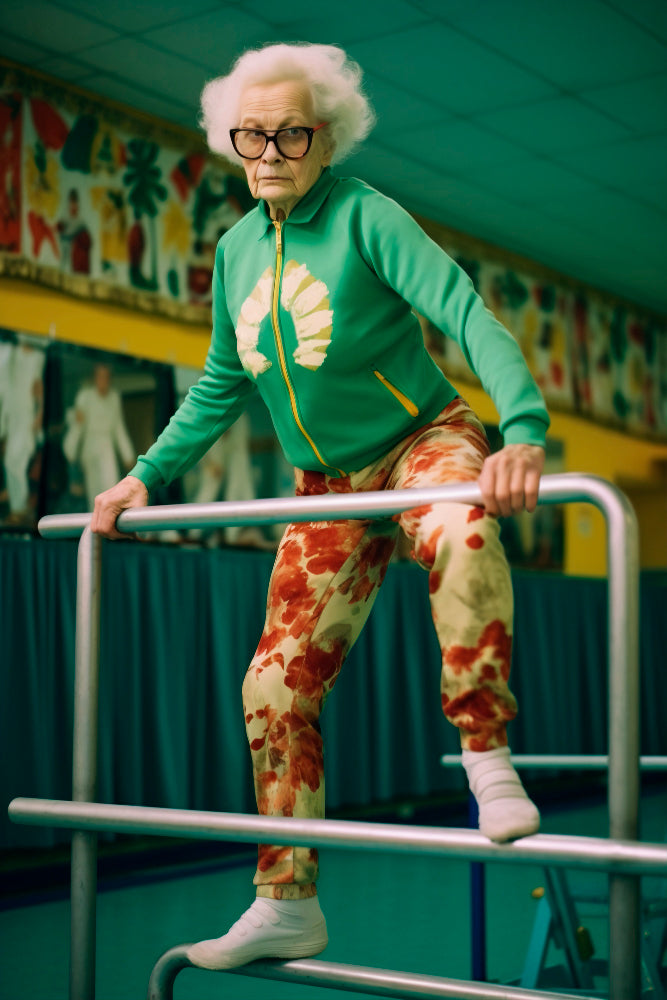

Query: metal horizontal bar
left=147, top=947, right=587, bottom=1000
left=9, top=799, right=667, bottom=876
left=38, top=472, right=611, bottom=538
left=441, top=754, right=667, bottom=771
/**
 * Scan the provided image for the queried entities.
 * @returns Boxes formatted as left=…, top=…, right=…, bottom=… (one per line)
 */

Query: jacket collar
left=256, top=167, right=338, bottom=239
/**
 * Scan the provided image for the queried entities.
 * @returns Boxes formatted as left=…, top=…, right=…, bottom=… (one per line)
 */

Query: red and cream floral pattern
left=243, top=398, right=516, bottom=898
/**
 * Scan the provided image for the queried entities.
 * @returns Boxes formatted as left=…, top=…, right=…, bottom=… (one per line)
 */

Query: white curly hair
left=199, top=42, right=375, bottom=165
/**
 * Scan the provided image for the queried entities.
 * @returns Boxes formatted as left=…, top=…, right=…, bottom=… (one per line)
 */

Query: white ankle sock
left=462, top=746, right=540, bottom=842
left=186, top=896, right=328, bottom=970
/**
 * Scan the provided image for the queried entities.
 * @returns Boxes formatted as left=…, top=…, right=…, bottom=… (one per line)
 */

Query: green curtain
left=1, top=538, right=665, bottom=848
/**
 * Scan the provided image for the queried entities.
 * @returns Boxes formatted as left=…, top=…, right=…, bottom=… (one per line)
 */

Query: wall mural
left=0, top=62, right=254, bottom=322
left=1, top=61, right=665, bottom=440
left=419, top=258, right=667, bottom=440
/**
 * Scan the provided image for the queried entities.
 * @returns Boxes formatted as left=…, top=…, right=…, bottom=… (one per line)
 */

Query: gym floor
left=1, top=779, right=665, bottom=1000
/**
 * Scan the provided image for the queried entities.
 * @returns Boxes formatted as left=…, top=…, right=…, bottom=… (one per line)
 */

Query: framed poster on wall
left=42, top=342, right=176, bottom=518
left=0, top=329, right=47, bottom=531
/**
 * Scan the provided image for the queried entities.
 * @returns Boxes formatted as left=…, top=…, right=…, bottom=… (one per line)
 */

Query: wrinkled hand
left=90, top=475, right=148, bottom=540
left=478, top=444, right=545, bottom=517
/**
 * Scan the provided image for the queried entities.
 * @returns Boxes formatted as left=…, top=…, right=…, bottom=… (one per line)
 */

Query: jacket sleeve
left=129, top=242, right=256, bottom=492
left=358, top=189, right=550, bottom=447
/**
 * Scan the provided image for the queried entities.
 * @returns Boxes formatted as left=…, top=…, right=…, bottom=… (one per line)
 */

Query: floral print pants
left=243, top=398, right=517, bottom=898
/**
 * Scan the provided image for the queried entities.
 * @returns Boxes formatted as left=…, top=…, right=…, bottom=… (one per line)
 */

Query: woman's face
left=237, top=80, right=333, bottom=219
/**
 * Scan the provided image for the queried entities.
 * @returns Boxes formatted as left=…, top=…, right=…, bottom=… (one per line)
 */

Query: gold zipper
left=272, top=218, right=344, bottom=475
left=372, top=369, right=419, bottom=417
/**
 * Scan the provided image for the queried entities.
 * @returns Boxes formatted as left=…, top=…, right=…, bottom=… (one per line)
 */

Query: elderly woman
left=92, top=43, right=549, bottom=968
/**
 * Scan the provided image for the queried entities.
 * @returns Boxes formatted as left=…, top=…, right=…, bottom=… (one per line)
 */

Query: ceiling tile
left=342, top=143, right=523, bottom=243
left=52, top=0, right=222, bottom=34
left=466, top=156, right=598, bottom=205
left=558, top=231, right=666, bottom=313
left=239, top=0, right=427, bottom=34
left=33, top=55, right=97, bottom=83
left=75, top=39, right=207, bottom=106
left=265, top=3, right=428, bottom=44
left=80, top=74, right=192, bottom=124
left=0, top=2, right=118, bottom=54
left=347, top=23, right=556, bottom=117
left=379, top=119, right=530, bottom=176
left=602, top=0, right=667, bottom=45
left=232, top=0, right=345, bottom=20
left=476, top=96, right=633, bottom=155
left=540, top=188, right=666, bottom=252
left=344, top=141, right=445, bottom=208
left=554, top=133, right=667, bottom=190
left=582, top=73, right=667, bottom=135
left=639, top=182, right=667, bottom=213
left=143, top=7, right=274, bottom=72
left=169, top=107, right=202, bottom=130
left=466, top=208, right=592, bottom=274
left=557, top=242, right=663, bottom=311
left=0, top=34, right=50, bottom=65
left=364, top=74, right=454, bottom=134
left=429, top=0, right=667, bottom=90
left=405, top=172, right=529, bottom=233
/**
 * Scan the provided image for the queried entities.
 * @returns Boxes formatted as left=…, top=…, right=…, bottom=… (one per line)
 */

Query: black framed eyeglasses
left=230, top=124, right=328, bottom=160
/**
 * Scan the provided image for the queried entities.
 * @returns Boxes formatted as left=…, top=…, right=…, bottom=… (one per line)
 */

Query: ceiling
left=2, top=0, right=667, bottom=316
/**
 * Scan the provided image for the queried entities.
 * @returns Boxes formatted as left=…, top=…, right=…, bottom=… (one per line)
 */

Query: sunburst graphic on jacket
left=235, top=267, right=273, bottom=377
left=281, top=261, right=333, bottom=370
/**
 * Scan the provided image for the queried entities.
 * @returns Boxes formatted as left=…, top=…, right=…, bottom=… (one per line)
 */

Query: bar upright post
left=468, top=795, right=486, bottom=982
left=605, top=486, right=641, bottom=1000
left=70, top=526, right=102, bottom=1000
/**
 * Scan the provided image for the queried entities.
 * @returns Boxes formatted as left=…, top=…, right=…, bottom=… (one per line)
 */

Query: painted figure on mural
left=127, top=210, right=150, bottom=288
left=63, top=363, right=134, bottom=510
left=56, top=188, right=92, bottom=274
left=90, top=188, right=127, bottom=276
left=0, top=94, right=22, bottom=253
left=124, top=138, right=167, bottom=291
left=91, top=43, right=549, bottom=968
left=0, top=339, right=45, bottom=527
left=187, top=170, right=252, bottom=305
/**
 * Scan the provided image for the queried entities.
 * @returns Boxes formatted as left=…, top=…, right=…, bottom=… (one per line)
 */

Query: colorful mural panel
left=420, top=251, right=667, bottom=439
left=0, top=63, right=254, bottom=321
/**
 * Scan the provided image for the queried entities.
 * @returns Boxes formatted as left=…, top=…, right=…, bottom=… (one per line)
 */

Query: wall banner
left=420, top=252, right=667, bottom=440
left=0, top=62, right=254, bottom=324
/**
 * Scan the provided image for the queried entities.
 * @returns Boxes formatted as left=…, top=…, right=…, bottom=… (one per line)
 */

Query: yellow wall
left=1, top=277, right=210, bottom=368
left=3, top=276, right=667, bottom=576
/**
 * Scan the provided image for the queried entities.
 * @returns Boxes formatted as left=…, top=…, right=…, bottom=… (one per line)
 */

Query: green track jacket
left=131, top=168, right=549, bottom=490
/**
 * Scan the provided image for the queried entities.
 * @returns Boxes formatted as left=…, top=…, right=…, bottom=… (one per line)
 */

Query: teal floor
left=1, top=783, right=665, bottom=1000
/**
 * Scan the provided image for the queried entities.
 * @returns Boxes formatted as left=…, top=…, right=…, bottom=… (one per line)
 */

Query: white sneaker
left=187, top=897, right=328, bottom=970
left=462, top=746, right=540, bottom=842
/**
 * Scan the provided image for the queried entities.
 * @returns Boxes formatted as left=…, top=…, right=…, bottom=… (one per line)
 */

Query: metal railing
left=442, top=755, right=667, bottom=771
left=8, top=472, right=663, bottom=1000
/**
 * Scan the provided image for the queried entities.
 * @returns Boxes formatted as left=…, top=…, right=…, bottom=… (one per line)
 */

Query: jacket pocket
left=372, top=369, right=419, bottom=418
